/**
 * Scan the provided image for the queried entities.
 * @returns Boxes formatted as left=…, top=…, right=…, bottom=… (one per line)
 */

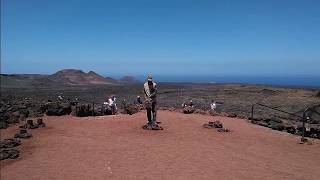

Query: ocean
left=133, top=75, right=320, bottom=88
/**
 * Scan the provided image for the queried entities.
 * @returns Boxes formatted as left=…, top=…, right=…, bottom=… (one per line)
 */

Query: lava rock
left=0, top=149, right=20, bottom=160
left=285, top=126, right=296, bottom=134
left=226, top=113, right=237, bottom=118
left=208, top=109, right=218, bottom=116
left=0, top=138, right=21, bottom=149
left=268, top=121, right=285, bottom=131
left=0, top=120, right=8, bottom=129
left=7, top=111, right=20, bottom=124
left=203, top=120, right=223, bottom=129
left=75, top=104, right=94, bottom=117
left=14, top=129, right=32, bottom=139
left=142, top=123, right=163, bottom=130
left=46, top=102, right=72, bottom=116
left=217, top=128, right=231, bottom=132
left=35, top=118, right=46, bottom=128
left=183, top=106, right=195, bottom=114
left=20, top=119, right=39, bottom=129
left=123, top=104, right=139, bottom=115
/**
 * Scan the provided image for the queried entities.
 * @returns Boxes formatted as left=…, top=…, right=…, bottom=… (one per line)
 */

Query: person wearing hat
left=143, top=74, right=158, bottom=124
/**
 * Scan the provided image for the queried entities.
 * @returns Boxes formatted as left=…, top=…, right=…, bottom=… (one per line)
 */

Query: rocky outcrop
left=122, top=104, right=140, bottom=115
left=250, top=117, right=320, bottom=139
left=183, top=106, right=195, bottom=114
left=203, top=120, right=230, bottom=132
left=0, top=138, right=21, bottom=149
left=46, top=102, right=72, bottom=116
left=203, top=121, right=223, bottom=129
left=14, top=129, right=32, bottom=139
left=19, top=118, right=46, bottom=129
left=0, top=149, right=20, bottom=160
left=142, top=123, right=163, bottom=130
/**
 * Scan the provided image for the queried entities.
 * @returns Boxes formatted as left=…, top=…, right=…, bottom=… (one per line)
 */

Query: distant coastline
left=130, top=75, right=320, bottom=89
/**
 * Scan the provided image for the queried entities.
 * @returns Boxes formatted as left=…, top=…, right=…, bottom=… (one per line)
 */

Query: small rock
left=14, top=129, right=32, bottom=139
left=183, top=106, right=195, bottom=114
left=0, top=149, right=20, bottom=160
left=0, top=138, right=21, bottom=148
left=203, top=121, right=223, bottom=129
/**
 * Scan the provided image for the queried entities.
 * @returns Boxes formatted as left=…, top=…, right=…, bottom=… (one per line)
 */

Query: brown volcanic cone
left=50, top=69, right=117, bottom=85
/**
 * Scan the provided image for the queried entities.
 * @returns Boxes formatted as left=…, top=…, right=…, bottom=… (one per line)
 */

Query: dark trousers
left=147, top=101, right=157, bottom=124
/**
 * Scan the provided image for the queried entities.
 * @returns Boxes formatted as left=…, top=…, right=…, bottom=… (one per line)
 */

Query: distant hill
left=0, top=69, right=118, bottom=88
left=50, top=69, right=117, bottom=85
left=119, top=76, right=140, bottom=84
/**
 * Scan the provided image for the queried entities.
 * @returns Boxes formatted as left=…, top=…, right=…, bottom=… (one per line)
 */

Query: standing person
left=108, top=95, right=117, bottom=115
left=210, top=100, right=217, bottom=111
left=188, top=100, right=194, bottom=108
left=143, top=75, right=158, bottom=124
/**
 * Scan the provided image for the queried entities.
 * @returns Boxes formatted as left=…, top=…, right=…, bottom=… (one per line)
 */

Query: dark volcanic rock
left=226, top=113, right=237, bottom=118
left=75, top=104, right=94, bottom=117
left=268, top=121, right=285, bottom=131
left=142, top=123, right=163, bottom=130
left=46, top=102, right=71, bottom=116
left=36, top=118, right=46, bottom=128
left=183, top=106, right=195, bottom=114
left=217, top=128, right=231, bottom=132
left=209, top=109, right=219, bottom=116
left=251, top=120, right=269, bottom=127
left=309, top=128, right=320, bottom=138
left=203, top=121, right=223, bottom=129
left=7, top=111, right=20, bottom=124
left=0, top=138, right=21, bottom=149
left=0, top=149, right=20, bottom=160
left=0, top=121, right=8, bottom=129
left=285, top=126, right=296, bottom=134
left=297, top=126, right=306, bottom=136
left=123, top=104, right=139, bottom=115
left=14, top=129, right=32, bottom=139
left=20, top=119, right=39, bottom=129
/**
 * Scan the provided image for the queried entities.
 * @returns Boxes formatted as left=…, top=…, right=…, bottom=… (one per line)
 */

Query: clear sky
left=1, top=0, right=320, bottom=77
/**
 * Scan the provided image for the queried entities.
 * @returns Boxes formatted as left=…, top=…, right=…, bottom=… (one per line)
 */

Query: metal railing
left=251, top=103, right=318, bottom=142
left=251, top=103, right=304, bottom=120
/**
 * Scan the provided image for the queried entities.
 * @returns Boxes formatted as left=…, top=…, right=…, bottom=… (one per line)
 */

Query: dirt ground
left=1, top=110, right=320, bottom=180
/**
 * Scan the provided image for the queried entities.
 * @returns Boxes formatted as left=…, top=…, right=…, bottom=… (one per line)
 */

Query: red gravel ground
left=1, top=110, right=320, bottom=180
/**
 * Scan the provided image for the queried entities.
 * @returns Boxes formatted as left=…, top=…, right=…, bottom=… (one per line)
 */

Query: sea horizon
left=126, top=74, right=320, bottom=88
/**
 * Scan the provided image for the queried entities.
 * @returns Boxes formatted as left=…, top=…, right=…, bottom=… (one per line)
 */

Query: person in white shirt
left=107, top=95, right=117, bottom=115
left=210, top=100, right=217, bottom=111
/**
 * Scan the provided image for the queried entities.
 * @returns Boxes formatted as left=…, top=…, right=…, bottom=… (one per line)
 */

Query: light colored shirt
left=108, top=98, right=117, bottom=109
left=210, top=103, right=216, bottom=110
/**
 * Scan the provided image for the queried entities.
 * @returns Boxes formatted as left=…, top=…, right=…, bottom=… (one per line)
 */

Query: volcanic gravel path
left=1, top=111, right=320, bottom=180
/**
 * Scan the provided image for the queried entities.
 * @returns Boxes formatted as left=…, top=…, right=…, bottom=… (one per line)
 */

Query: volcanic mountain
left=50, top=69, right=117, bottom=85
left=0, top=69, right=117, bottom=87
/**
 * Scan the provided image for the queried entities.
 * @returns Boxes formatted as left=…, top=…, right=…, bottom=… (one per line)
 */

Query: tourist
left=143, top=75, right=158, bottom=124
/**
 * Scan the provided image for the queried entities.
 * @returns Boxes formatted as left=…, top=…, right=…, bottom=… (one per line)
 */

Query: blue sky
left=1, top=0, right=320, bottom=77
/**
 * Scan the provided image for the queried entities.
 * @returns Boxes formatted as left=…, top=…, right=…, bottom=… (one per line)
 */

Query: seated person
left=134, top=96, right=143, bottom=105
